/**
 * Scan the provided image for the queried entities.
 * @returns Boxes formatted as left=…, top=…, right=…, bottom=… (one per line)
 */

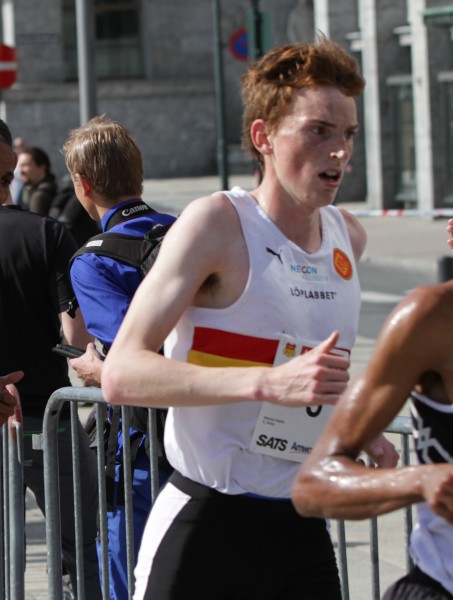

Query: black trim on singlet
left=169, top=471, right=290, bottom=502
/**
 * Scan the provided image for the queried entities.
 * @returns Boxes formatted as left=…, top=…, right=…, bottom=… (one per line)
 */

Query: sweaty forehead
left=291, top=86, right=357, bottom=119
left=271, top=92, right=357, bottom=139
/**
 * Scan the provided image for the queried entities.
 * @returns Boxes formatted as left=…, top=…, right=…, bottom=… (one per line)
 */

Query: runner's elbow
left=101, top=358, right=125, bottom=405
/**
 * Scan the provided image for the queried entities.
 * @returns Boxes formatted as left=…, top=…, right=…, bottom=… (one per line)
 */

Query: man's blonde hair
left=62, top=115, right=143, bottom=198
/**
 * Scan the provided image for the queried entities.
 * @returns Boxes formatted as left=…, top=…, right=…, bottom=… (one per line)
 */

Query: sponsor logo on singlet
left=333, top=248, right=353, bottom=280
left=255, top=435, right=288, bottom=452
left=290, top=288, right=337, bottom=300
left=287, top=262, right=329, bottom=283
left=283, top=343, right=296, bottom=358
left=289, top=442, right=312, bottom=455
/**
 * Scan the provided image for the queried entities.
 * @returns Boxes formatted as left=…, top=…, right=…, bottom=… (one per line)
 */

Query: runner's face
left=266, top=85, right=359, bottom=208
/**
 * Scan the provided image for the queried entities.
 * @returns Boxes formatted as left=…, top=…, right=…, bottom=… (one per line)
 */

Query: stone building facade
left=1, top=0, right=452, bottom=211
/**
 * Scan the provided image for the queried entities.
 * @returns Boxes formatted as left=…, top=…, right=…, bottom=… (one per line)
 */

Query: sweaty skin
left=292, top=282, right=453, bottom=522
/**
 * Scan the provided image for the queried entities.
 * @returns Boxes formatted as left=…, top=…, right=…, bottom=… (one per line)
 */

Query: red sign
left=0, top=44, right=17, bottom=89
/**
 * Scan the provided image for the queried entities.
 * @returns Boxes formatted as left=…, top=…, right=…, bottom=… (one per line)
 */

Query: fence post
left=148, top=409, right=160, bottom=503
left=8, top=405, right=26, bottom=600
left=336, top=520, right=349, bottom=600
left=43, top=390, right=65, bottom=600
left=0, top=427, right=7, bottom=600
left=70, top=401, right=86, bottom=600
left=121, top=407, right=135, bottom=599
left=95, top=402, right=110, bottom=599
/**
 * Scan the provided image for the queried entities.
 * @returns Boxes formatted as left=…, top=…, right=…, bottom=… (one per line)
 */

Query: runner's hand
left=422, top=465, right=453, bottom=524
left=364, top=434, right=399, bottom=468
left=270, top=331, right=350, bottom=408
left=0, top=371, right=23, bottom=425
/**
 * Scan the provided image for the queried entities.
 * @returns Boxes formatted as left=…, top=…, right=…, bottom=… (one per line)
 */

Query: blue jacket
left=70, top=198, right=176, bottom=350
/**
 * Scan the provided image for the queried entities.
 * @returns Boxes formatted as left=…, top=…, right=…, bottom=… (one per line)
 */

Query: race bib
left=249, top=334, right=349, bottom=463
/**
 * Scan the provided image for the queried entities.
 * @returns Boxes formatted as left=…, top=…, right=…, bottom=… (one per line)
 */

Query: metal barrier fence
left=42, top=387, right=161, bottom=600
left=2, top=387, right=415, bottom=599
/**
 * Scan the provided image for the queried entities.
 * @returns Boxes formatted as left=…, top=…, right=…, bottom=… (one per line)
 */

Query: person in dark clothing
left=0, top=122, right=102, bottom=598
left=17, top=146, right=57, bottom=215
left=49, top=174, right=100, bottom=246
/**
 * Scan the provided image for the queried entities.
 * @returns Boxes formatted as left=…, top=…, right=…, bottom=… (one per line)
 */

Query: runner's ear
left=250, top=119, right=273, bottom=157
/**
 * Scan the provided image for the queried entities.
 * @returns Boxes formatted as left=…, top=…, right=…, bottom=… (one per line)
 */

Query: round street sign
left=0, top=44, right=17, bottom=89
left=229, top=28, right=248, bottom=61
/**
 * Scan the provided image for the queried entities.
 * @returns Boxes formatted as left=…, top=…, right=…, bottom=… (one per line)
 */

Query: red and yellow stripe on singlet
left=187, top=326, right=278, bottom=368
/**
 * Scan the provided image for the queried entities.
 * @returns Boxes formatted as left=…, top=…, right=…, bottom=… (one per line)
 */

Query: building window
left=63, top=0, right=144, bottom=81
left=393, top=82, right=416, bottom=205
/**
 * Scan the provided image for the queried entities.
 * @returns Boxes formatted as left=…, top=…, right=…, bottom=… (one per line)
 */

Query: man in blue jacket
left=62, top=115, right=175, bottom=600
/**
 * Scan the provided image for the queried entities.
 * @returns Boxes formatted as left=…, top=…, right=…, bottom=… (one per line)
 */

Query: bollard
left=438, top=255, right=453, bottom=282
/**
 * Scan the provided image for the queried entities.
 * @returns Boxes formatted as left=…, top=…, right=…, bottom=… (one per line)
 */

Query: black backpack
left=67, top=199, right=174, bottom=317
left=69, top=217, right=173, bottom=279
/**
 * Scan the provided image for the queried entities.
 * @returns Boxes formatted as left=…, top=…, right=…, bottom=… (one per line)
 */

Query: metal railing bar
left=147, top=408, right=159, bottom=505
left=120, top=407, right=135, bottom=600
left=70, top=401, right=85, bottom=600
left=336, top=519, right=350, bottom=600
left=8, top=414, right=25, bottom=600
left=95, top=402, right=110, bottom=599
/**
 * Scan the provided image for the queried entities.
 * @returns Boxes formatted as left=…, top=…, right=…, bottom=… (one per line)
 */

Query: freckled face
left=266, top=85, right=359, bottom=208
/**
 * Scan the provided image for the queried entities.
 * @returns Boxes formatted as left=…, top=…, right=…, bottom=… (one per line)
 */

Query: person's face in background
left=17, top=152, right=45, bottom=186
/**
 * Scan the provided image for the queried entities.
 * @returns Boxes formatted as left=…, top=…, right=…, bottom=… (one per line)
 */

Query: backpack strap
left=70, top=232, right=147, bottom=270
left=104, top=199, right=156, bottom=231
left=66, top=212, right=174, bottom=318
left=68, top=222, right=172, bottom=274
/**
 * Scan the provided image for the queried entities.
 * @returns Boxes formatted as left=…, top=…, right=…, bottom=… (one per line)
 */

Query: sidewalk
left=24, top=175, right=451, bottom=598
left=356, top=209, right=450, bottom=279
